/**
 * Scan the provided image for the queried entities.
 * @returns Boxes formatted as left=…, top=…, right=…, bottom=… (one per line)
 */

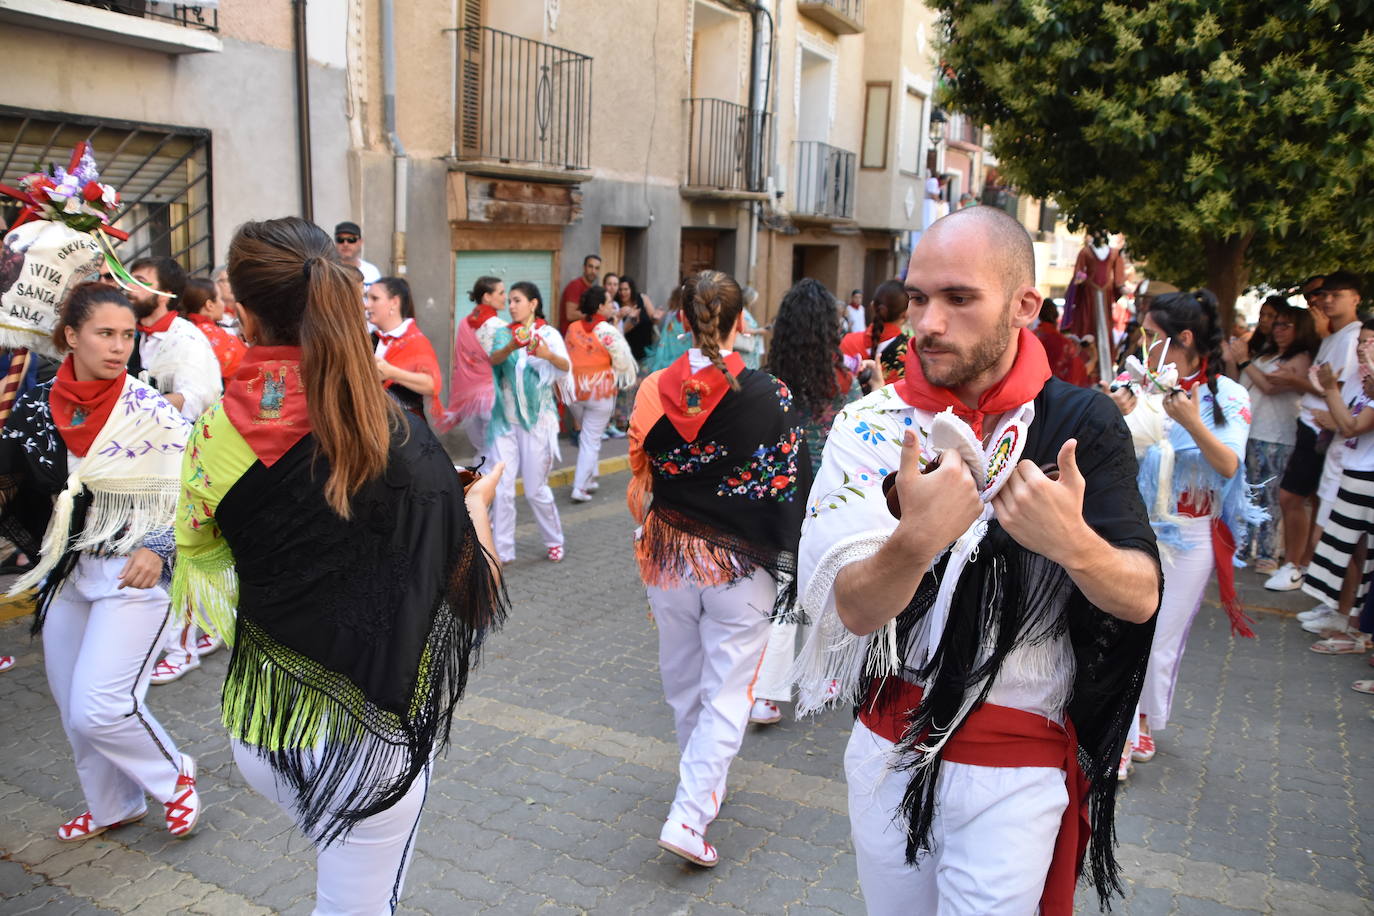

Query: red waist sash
left=859, top=681, right=1089, bottom=916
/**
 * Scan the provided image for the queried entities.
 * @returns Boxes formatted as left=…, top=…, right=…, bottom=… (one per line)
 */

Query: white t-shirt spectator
left=1299, top=319, right=1361, bottom=431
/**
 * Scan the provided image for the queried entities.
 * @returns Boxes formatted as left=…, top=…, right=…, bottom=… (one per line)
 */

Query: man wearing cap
left=334, top=221, right=380, bottom=289
left=1266, top=271, right=1363, bottom=592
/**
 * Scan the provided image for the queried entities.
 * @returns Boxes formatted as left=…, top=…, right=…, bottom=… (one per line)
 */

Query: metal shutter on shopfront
left=453, top=250, right=554, bottom=324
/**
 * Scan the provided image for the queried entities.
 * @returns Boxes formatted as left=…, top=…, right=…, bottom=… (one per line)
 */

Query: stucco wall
left=0, top=27, right=351, bottom=269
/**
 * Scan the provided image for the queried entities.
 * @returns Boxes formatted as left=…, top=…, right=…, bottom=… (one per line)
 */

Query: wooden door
left=679, top=230, right=718, bottom=280
left=599, top=227, right=626, bottom=276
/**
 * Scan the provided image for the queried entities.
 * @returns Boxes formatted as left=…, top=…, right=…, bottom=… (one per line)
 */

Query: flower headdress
left=1, top=141, right=168, bottom=296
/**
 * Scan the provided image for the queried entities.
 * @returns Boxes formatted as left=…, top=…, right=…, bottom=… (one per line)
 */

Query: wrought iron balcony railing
left=452, top=26, right=592, bottom=172
left=68, top=0, right=218, bottom=31
left=685, top=99, right=771, bottom=195
left=793, top=140, right=855, bottom=220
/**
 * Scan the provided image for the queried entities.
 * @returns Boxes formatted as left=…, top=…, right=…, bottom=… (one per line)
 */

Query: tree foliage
left=930, top=0, right=1374, bottom=317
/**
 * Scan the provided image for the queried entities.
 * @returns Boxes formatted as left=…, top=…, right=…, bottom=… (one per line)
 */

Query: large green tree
left=931, top=0, right=1374, bottom=323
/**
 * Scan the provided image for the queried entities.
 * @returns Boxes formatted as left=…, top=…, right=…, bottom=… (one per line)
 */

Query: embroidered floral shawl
left=637, top=356, right=812, bottom=619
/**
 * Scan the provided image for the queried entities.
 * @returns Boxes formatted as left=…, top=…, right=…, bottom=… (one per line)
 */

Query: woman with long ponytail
left=171, top=217, right=506, bottom=912
left=627, top=270, right=812, bottom=867
left=1109, top=289, right=1262, bottom=776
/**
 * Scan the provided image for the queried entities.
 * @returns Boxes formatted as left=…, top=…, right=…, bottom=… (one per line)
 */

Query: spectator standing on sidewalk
left=1224, top=300, right=1317, bottom=571
left=628, top=270, right=809, bottom=867
left=562, top=285, right=636, bottom=503
left=560, top=255, right=601, bottom=333
left=172, top=217, right=505, bottom=914
left=2, top=283, right=199, bottom=843
left=332, top=221, right=379, bottom=289
left=1301, top=321, right=1374, bottom=655
left=1266, top=273, right=1363, bottom=592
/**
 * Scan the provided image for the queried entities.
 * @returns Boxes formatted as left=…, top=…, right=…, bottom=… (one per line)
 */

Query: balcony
left=0, top=0, right=221, bottom=53
left=450, top=26, right=592, bottom=181
left=946, top=113, right=982, bottom=150
left=792, top=140, right=856, bottom=222
left=683, top=99, right=771, bottom=200
left=797, top=0, right=863, bottom=35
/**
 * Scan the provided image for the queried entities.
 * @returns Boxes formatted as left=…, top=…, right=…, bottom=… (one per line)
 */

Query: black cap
left=334, top=221, right=362, bottom=238
left=1321, top=270, right=1362, bottom=294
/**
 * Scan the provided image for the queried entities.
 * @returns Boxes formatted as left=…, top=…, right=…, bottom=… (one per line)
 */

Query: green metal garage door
left=454, top=250, right=555, bottom=325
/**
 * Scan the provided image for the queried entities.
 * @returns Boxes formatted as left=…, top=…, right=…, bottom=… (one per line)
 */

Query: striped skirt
left=1303, top=467, right=1374, bottom=607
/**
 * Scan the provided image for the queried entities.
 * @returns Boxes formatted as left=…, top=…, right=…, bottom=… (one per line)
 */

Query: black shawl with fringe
left=214, top=411, right=506, bottom=845
left=867, top=379, right=1159, bottom=909
left=641, top=367, right=811, bottom=616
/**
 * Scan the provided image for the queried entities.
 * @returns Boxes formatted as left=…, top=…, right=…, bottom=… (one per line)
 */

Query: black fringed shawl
left=640, top=366, right=811, bottom=617
left=204, top=412, right=506, bottom=845
left=866, top=380, right=1160, bottom=909
left=0, top=387, right=73, bottom=629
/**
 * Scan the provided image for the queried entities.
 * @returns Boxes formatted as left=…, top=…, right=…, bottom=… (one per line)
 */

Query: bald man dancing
left=795, top=207, right=1160, bottom=914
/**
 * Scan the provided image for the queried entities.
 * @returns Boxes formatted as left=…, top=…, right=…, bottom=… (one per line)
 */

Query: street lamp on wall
left=929, top=108, right=947, bottom=148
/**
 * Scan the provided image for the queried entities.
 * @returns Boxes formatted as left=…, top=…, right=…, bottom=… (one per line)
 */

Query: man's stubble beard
left=916, top=300, right=1014, bottom=389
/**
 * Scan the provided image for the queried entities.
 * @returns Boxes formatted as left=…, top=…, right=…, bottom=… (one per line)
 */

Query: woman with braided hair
left=627, top=270, right=811, bottom=866
left=1110, top=289, right=1262, bottom=774
left=841, top=279, right=911, bottom=389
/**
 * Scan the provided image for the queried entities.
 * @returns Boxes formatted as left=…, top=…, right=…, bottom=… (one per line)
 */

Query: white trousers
left=42, top=554, right=182, bottom=824
left=754, top=619, right=798, bottom=703
left=460, top=413, right=490, bottom=471
left=490, top=420, right=563, bottom=561
left=845, top=719, right=1066, bottom=916
left=565, top=396, right=614, bottom=493
left=233, top=741, right=429, bottom=916
left=649, top=569, right=774, bottom=834
left=1140, top=514, right=1214, bottom=729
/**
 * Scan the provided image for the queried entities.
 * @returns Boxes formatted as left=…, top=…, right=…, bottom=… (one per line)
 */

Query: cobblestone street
left=0, top=471, right=1370, bottom=915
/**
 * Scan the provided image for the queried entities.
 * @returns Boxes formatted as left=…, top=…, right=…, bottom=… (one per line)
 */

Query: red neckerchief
left=1171, top=360, right=1255, bottom=637
left=872, top=321, right=902, bottom=343
left=48, top=355, right=126, bottom=457
left=465, top=304, right=497, bottom=330
left=895, top=327, right=1052, bottom=438
left=140, top=309, right=177, bottom=335
left=657, top=351, right=746, bottom=441
left=580, top=317, right=599, bottom=333
left=222, top=346, right=311, bottom=467
left=377, top=323, right=444, bottom=418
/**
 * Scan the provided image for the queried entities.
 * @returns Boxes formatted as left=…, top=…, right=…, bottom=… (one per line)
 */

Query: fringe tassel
left=1222, top=596, right=1257, bottom=639
left=170, top=540, right=240, bottom=646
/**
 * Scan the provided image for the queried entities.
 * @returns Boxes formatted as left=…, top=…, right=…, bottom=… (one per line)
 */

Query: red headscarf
left=896, top=327, right=1052, bottom=438
left=49, top=355, right=126, bottom=457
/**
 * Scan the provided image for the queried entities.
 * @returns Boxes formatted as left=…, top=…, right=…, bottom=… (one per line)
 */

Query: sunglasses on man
left=335, top=235, right=359, bottom=244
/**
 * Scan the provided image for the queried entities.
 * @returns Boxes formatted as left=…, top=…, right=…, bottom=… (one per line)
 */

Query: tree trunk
left=1202, top=233, right=1254, bottom=333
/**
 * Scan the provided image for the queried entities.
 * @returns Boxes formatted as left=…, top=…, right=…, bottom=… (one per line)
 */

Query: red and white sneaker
left=149, top=655, right=200, bottom=685
left=546, top=545, right=564, bottom=563
left=194, top=633, right=222, bottom=657
left=164, top=755, right=201, bottom=838
left=57, top=808, right=146, bottom=842
left=749, top=698, right=782, bottom=724
left=1131, top=733, right=1157, bottom=763
left=658, top=820, right=718, bottom=867
left=0, top=656, right=14, bottom=673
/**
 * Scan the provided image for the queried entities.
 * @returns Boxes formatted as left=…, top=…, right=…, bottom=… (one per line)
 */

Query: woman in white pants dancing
left=0, top=282, right=199, bottom=842
left=627, top=270, right=810, bottom=866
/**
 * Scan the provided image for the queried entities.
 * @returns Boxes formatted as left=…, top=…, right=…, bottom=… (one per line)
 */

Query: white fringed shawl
left=9, top=376, right=189, bottom=594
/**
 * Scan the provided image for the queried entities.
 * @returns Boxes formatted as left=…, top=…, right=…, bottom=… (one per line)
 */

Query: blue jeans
left=1244, top=438, right=1292, bottom=564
